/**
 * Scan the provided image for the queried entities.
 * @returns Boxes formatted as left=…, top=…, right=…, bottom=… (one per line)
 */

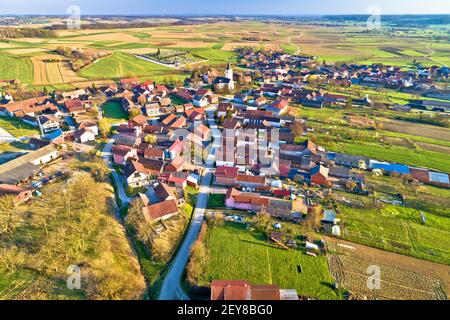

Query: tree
left=125, top=198, right=154, bottom=244
left=346, top=180, right=357, bottom=191
left=144, top=134, right=157, bottom=145
left=344, top=97, right=353, bottom=109
left=98, top=118, right=111, bottom=139
left=128, top=108, right=141, bottom=119
left=304, top=204, right=322, bottom=235
left=252, top=209, right=272, bottom=233
left=205, top=212, right=225, bottom=227
left=186, top=240, right=208, bottom=285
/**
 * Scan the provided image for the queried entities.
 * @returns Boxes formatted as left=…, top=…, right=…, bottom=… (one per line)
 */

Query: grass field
left=101, top=100, right=128, bottom=124
left=79, top=52, right=173, bottom=79
left=0, top=54, right=33, bottom=84
left=0, top=116, right=39, bottom=137
left=339, top=204, right=450, bottom=265
left=199, top=223, right=341, bottom=300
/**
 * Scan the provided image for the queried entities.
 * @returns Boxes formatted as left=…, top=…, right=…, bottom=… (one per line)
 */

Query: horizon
left=1, top=0, right=450, bottom=16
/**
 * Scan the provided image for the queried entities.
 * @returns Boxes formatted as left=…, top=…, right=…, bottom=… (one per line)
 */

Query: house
left=29, top=138, right=51, bottom=150
left=169, top=116, right=187, bottom=129
left=65, top=99, right=86, bottom=114
left=268, top=99, right=289, bottom=114
left=234, top=93, right=249, bottom=104
left=159, top=172, right=189, bottom=189
left=225, top=188, right=269, bottom=212
left=129, top=114, right=148, bottom=128
left=310, top=164, right=330, bottom=185
left=0, top=96, right=49, bottom=117
left=73, top=128, right=96, bottom=143
left=154, top=182, right=177, bottom=202
left=78, top=120, right=99, bottom=136
left=172, top=89, right=193, bottom=102
left=145, top=103, right=163, bottom=117
left=120, top=77, right=140, bottom=90
left=194, top=123, right=211, bottom=140
left=254, top=96, right=267, bottom=107
left=168, top=138, right=184, bottom=159
left=164, top=156, right=185, bottom=173
left=142, top=199, right=178, bottom=222
left=124, top=161, right=148, bottom=187
left=217, top=103, right=235, bottom=118
left=185, top=107, right=205, bottom=122
left=235, top=173, right=266, bottom=188
left=215, top=166, right=239, bottom=186
left=121, top=98, right=139, bottom=113
left=211, top=280, right=299, bottom=301
left=38, top=115, right=60, bottom=133
left=0, top=184, right=33, bottom=205
left=112, top=145, right=137, bottom=165
left=143, top=147, right=165, bottom=161
left=0, top=144, right=59, bottom=184
left=334, top=153, right=370, bottom=168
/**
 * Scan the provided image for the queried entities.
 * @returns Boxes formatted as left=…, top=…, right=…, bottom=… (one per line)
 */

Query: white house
left=73, top=128, right=96, bottom=143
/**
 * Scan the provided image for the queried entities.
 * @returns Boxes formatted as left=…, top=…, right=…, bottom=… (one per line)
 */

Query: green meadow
left=200, top=223, right=341, bottom=300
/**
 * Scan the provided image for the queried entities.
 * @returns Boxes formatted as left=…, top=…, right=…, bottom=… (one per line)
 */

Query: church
left=213, top=61, right=235, bottom=92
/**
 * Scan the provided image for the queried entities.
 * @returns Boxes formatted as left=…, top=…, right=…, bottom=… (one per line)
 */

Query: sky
left=1, top=0, right=450, bottom=16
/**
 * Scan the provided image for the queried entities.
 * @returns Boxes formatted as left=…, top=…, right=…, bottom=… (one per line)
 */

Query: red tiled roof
left=142, top=199, right=178, bottom=222
left=215, top=166, right=239, bottom=179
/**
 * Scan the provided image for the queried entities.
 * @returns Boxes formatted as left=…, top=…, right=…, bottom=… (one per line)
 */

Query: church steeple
left=225, top=61, right=233, bottom=80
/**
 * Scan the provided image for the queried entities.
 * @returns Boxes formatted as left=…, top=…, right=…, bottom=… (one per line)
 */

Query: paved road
left=101, top=136, right=131, bottom=209
left=158, top=104, right=219, bottom=300
left=158, top=167, right=213, bottom=300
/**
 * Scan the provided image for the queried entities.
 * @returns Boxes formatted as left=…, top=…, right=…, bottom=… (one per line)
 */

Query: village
left=0, top=47, right=449, bottom=301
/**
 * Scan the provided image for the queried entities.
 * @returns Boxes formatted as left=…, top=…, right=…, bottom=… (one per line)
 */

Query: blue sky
left=1, top=0, right=450, bottom=15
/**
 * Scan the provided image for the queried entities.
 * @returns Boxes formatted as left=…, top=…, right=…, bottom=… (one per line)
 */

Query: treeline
left=55, top=46, right=111, bottom=71
left=0, top=28, right=56, bottom=39
left=46, top=20, right=201, bottom=31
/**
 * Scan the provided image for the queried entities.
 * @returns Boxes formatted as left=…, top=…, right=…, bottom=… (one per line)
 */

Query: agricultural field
left=337, top=203, right=450, bottom=265
left=2, top=21, right=450, bottom=89
left=328, top=251, right=447, bottom=300
left=295, top=106, right=450, bottom=173
left=199, top=223, right=341, bottom=300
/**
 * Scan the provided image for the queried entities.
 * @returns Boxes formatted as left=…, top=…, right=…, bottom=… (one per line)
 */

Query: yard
left=199, top=222, right=342, bottom=300
left=0, top=116, right=39, bottom=137
left=101, top=100, right=128, bottom=124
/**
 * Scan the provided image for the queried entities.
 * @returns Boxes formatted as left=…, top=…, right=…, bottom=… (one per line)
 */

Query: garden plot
left=328, top=252, right=447, bottom=300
